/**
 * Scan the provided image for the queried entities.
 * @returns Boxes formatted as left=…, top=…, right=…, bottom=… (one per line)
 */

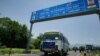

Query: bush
left=0, top=48, right=9, bottom=54
left=0, top=43, right=1, bottom=48
left=0, top=45, right=6, bottom=49
left=11, top=48, right=24, bottom=54
left=0, top=48, right=24, bottom=55
left=29, top=44, right=35, bottom=49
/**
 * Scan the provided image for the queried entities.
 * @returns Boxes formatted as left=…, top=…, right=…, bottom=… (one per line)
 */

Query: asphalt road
left=0, top=51, right=90, bottom=56
left=0, top=54, right=42, bottom=56
left=68, top=51, right=80, bottom=56
left=0, top=51, right=80, bottom=56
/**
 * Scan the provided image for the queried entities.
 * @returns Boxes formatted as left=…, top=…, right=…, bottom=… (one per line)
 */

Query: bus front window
left=43, top=35, right=59, bottom=40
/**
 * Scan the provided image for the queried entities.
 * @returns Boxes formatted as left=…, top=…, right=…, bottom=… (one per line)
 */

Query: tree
left=15, top=24, right=29, bottom=48
left=0, top=17, right=29, bottom=48
left=32, top=34, right=43, bottom=49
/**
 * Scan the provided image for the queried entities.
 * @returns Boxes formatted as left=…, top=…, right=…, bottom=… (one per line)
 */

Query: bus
left=40, top=32, right=69, bottom=56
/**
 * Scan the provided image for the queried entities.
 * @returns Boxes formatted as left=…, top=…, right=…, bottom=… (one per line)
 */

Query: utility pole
left=25, top=20, right=34, bottom=53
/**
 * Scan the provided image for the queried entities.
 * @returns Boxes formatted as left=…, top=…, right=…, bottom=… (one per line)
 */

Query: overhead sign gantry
left=25, top=0, right=100, bottom=53
left=31, top=0, right=100, bottom=22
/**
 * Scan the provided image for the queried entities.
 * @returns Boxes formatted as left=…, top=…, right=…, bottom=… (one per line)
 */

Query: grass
left=0, top=48, right=42, bottom=55
left=96, top=50, right=100, bottom=55
left=0, top=48, right=10, bottom=54
left=0, top=48, right=24, bottom=54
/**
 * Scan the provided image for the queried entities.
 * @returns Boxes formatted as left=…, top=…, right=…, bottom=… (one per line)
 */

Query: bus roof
left=44, top=32, right=60, bottom=35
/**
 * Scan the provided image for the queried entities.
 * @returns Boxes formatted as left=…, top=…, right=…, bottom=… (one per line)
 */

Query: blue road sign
left=31, top=0, right=100, bottom=22
left=96, top=0, right=100, bottom=8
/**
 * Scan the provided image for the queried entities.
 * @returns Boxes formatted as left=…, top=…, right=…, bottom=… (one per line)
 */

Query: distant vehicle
left=79, top=46, right=85, bottom=52
left=85, top=45, right=96, bottom=52
left=86, top=45, right=94, bottom=50
left=40, top=32, right=69, bottom=56
left=72, top=47, right=78, bottom=52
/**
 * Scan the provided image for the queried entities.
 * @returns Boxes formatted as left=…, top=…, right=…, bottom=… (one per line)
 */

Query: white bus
left=40, top=32, right=69, bottom=56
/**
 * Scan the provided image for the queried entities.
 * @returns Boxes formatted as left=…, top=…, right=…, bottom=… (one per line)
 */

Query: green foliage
left=29, top=39, right=35, bottom=49
left=33, top=39, right=40, bottom=49
left=32, top=35, right=43, bottom=49
left=0, top=17, right=29, bottom=48
left=0, top=45, right=6, bottom=49
left=0, top=43, right=1, bottom=46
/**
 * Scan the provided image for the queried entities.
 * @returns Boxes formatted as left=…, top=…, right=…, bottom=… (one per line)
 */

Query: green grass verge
left=0, top=48, right=10, bottom=54
left=0, top=48, right=42, bottom=55
left=96, top=50, right=100, bottom=55
left=0, top=48, right=24, bottom=54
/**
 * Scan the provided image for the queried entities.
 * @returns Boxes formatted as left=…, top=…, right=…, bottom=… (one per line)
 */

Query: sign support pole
left=98, top=14, right=100, bottom=22
left=25, top=20, right=34, bottom=53
left=97, top=10, right=100, bottom=22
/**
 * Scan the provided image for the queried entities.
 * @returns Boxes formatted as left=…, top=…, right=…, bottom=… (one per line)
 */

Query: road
left=0, top=51, right=80, bottom=56
left=68, top=51, right=80, bottom=56
left=0, top=54, right=41, bottom=56
left=0, top=51, right=95, bottom=56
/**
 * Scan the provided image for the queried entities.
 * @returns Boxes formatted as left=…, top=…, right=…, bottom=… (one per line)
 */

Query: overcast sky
left=0, top=0, right=100, bottom=45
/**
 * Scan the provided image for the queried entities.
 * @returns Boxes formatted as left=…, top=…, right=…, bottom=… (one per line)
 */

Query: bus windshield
left=43, top=35, right=59, bottom=40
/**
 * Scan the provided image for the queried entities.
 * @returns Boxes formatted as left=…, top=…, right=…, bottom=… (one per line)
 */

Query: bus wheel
left=62, top=53, right=67, bottom=56
left=56, top=51, right=61, bottom=56
left=44, top=52, right=48, bottom=56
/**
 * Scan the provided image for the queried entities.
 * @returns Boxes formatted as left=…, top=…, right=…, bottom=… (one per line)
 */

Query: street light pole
left=25, top=20, right=34, bottom=53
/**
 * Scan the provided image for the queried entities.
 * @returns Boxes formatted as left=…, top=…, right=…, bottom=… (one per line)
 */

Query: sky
left=0, top=0, right=100, bottom=45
